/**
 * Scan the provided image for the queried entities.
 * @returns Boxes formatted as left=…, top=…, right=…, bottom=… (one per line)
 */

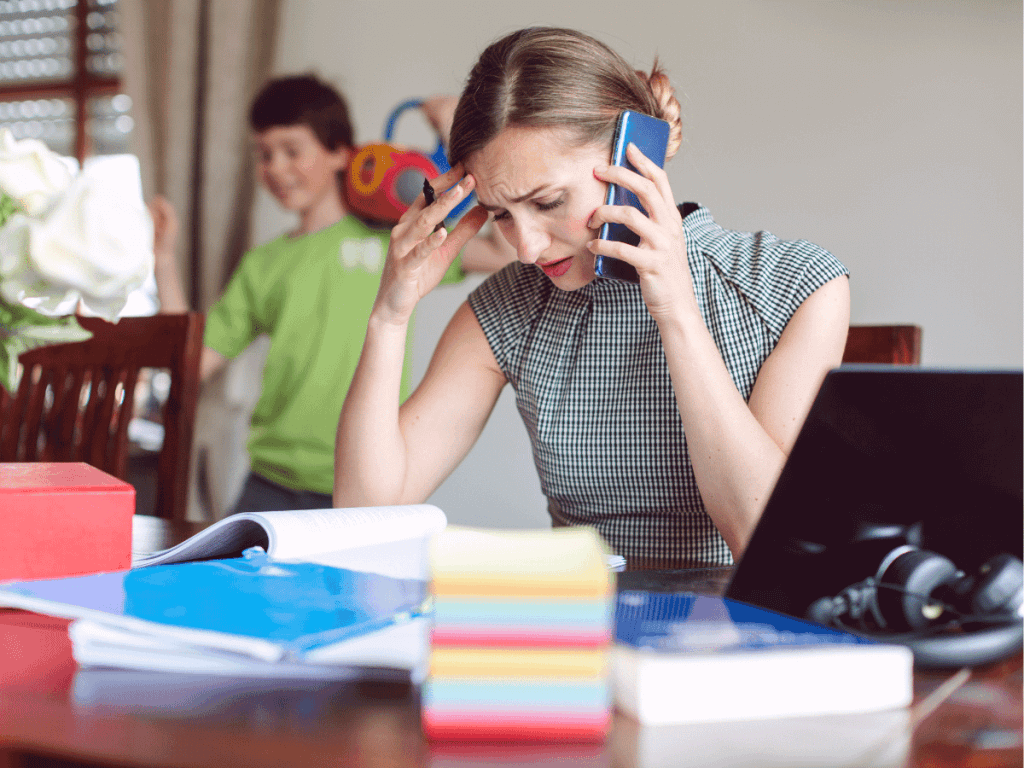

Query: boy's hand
left=148, top=195, right=179, bottom=264
left=420, top=95, right=458, bottom=145
left=147, top=195, right=190, bottom=313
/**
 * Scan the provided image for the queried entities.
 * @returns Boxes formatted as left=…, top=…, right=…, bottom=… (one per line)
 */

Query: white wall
left=259, top=0, right=1023, bottom=528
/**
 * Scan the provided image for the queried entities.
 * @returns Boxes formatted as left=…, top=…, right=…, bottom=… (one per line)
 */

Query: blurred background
left=9, top=0, right=1019, bottom=526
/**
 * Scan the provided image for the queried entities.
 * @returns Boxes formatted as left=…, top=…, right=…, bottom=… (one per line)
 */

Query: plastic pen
left=422, top=178, right=446, bottom=232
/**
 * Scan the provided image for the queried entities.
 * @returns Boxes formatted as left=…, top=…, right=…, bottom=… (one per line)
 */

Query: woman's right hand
left=373, top=165, right=487, bottom=326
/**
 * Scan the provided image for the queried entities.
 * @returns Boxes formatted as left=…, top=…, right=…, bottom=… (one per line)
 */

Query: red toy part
left=0, top=462, right=134, bottom=581
left=345, top=142, right=440, bottom=226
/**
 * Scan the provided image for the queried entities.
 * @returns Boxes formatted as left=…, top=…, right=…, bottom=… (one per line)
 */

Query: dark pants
left=232, top=473, right=334, bottom=513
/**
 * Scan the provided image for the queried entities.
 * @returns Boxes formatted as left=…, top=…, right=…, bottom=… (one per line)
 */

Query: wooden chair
left=0, top=313, right=204, bottom=521
left=843, top=324, right=922, bottom=365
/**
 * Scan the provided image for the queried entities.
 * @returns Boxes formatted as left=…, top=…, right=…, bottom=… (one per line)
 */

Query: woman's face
left=466, top=125, right=607, bottom=291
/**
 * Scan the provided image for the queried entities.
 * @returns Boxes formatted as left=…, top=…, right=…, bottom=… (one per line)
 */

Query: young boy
left=153, top=74, right=510, bottom=513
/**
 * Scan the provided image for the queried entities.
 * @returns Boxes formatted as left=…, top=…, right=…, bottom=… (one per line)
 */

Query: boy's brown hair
left=249, top=74, right=354, bottom=151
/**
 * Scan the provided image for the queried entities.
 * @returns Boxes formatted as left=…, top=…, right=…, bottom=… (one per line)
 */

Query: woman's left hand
left=587, top=143, right=696, bottom=322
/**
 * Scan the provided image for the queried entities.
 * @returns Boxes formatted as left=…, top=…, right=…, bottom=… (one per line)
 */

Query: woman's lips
left=539, top=257, right=572, bottom=278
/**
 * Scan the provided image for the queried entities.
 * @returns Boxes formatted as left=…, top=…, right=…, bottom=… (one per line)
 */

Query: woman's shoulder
left=682, top=204, right=848, bottom=286
left=683, top=203, right=849, bottom=337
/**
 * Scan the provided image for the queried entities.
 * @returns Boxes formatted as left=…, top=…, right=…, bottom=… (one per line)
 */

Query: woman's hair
left=448, top=27, right=682, bottom=167
left=249, top=74, right=354, bottom=151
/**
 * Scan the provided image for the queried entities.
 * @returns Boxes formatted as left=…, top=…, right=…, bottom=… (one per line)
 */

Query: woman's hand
left=587, top=143, right=696, bottom=321
left=373, top=165, right=488, bottom=326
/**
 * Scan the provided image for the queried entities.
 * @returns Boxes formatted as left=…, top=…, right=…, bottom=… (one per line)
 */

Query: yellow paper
left=429, top=646, right=608, bottom=679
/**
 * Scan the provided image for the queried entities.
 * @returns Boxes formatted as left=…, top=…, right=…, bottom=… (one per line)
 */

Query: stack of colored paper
left=422, top=526, right=615, bottom=742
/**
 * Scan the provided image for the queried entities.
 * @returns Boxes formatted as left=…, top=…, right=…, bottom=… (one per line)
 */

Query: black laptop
left=726, top=366, right=1023, bottom=623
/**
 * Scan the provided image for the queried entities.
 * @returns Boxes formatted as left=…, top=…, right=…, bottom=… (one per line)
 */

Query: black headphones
left=807, top=546, right=1024, bottom=668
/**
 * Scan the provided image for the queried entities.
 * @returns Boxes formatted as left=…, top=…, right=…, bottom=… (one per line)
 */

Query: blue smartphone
left=594, top=111, right=671, bottom=283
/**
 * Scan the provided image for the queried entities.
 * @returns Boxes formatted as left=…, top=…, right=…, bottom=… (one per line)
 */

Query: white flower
left=0, top=154, right=154, bottom=321
left=0, top=128, right=73, bottom=216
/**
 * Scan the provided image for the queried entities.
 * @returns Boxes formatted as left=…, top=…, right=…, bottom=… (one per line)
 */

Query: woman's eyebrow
left=477, top=185, right=551, bottom=211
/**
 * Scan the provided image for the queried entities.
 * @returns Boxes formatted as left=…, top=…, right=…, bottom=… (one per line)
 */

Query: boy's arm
left=197, top=348, right=229, bottom=383
left=460, top=220, right=517, bottom=273
left=148, top=195, right=229, bottom=383
left=150, top=196, right=190, bottom=313
left=420, top=95, right=456, bottom=147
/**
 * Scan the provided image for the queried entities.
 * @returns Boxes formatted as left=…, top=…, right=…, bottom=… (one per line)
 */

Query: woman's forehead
left=467, top=126, right=605, bottom=205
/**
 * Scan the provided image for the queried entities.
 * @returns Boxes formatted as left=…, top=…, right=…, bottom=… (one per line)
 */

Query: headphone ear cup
left=965, top=554, right=1024, bottom=617
left=877, top=549, right=959, bottom=631
left=905, top=621, right=1024, bottom=669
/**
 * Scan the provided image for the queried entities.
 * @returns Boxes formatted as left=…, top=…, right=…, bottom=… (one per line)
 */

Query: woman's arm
left=589, top=144, right=850, bottom=559
left=657, top=276, right=849, bottom=558
left=334, top=165, right=499, bottom=506
left=334, top=301, right=506, bottom=506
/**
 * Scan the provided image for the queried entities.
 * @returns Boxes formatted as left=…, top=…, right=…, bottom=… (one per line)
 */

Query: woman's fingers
left=405, top=170, right=476, bottom=243
left=410, top=225, right=449, bottom=266
left=596, top=168, right=664, bottom=227
left=625, top=142, right=675, bottom=205
left=593, top=201, right=662, bottom=245
left=587, top=235, right=639, bottom=263
left=408, top=164, right=466, bottom=218
left=587, top=142, right=688, bottom=282
left=400, top=175, right=481, bottom=273
left=408, top=203, right=489, bottom=274
left=376, top=170, right=482, bottom=324
left=595, top=144, right=675, bottom=226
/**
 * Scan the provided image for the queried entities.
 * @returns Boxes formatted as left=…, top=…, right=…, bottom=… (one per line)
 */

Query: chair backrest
left=843, top=324, right=922, bottom=365
left=0, top=312, right=204, bottom=520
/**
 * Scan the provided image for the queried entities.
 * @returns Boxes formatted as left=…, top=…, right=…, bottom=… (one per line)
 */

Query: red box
left=0, top=462, right=134, bottom=581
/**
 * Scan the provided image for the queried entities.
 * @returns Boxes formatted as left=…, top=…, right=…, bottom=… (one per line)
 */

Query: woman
left=335, top=27, right=850, bottom=566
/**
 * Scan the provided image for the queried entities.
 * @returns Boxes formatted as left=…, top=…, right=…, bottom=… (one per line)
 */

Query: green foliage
left=0, top=297, right=91, bottom=393
left=0, top=191, right=16, bottom=227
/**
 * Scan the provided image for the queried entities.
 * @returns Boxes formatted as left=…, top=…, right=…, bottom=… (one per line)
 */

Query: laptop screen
left=725, top=367, right=1023, bottom=622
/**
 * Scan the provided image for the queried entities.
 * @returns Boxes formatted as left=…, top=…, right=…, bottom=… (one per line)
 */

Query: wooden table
left=0, top=515, right=1020, bottom=768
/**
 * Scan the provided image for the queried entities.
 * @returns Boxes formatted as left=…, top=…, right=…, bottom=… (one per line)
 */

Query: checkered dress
left=468, top=205, right=849, bottom=566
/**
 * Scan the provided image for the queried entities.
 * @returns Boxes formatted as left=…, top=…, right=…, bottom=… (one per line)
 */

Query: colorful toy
left=345, top=99, right=472, bottom=227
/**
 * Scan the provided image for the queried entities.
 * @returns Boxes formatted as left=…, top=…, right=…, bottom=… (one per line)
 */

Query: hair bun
left=640, top=61, right=682, bottom=159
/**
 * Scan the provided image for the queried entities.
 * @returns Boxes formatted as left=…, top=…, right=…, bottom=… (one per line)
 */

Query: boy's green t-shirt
left=204, top=215, right=463, bottom=495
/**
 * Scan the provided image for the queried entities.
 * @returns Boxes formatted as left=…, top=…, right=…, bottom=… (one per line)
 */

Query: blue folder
left=0, top=550, right=428, bottom=660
